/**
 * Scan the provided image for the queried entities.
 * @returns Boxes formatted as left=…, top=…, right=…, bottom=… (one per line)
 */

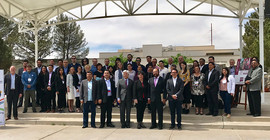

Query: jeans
left=220, top=91, right=231, bottom=114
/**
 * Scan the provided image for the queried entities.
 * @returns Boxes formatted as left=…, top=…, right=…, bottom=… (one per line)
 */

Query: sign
left=235, top=58, right=251, bottom=85
left=0, top=70, right=5, bottom=126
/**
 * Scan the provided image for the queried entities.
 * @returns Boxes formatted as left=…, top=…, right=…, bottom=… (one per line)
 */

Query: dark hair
left=104, top=70, right=110, bottom=74
left=148, top=64, right=153, bottom=68
left=37, top=59, right=42, bottom=62
left=48, top=65, right=53, bottom=68
left=146, top=56, right=152, bottom=59
left=137, top=71, right=145, bottom=76
left=209, top=56, right=215, bottom=60
left=96, top=63, right=102, bottom=68
left=115, top=58, right=121, bottom=62
left=251, top=57, right=259, bottom=63
left=171, top=64, right=176, bottom=68
left=136, top=57, right=141, bottom=61
left=199, top=58, right=205, bottom=62
left=58, top=59, right=63, bottom=63
left=208, top=62, right=215, bottom=68
left=81, top=58, right=89, bottom=66
left=87, top=71, right=93, bottom=75
left=220, top=67, right=229, bottom=82
left=193, top=60, right=199, bottom=66
left=159, top=60, right=164, bottom=63
left=127, top=54, right=133, bottom=58
left=171, top=68, right=178, bottom=73
left=57, top=67, right=65, bottom=76
left=127, top=63, right=133, bottom=67
left=23, top=60, right=29, bottom=63
left=40, top=65, right=48, bottom=75
left=180, top=62, right=187, bottom=74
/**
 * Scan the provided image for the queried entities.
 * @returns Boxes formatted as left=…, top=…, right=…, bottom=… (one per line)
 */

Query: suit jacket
left=133, top=80, right=148, bottom=101
left=204, top=69, right=220, bottom=93
left=55, top=74, right=67, bottom=93
left=166, top=77, right=184, bottom=101
left=80, top=79, right=97, bottom=103
left=18, top=68, right=25, bottom=76
left=4, top=73, right=22, bottom=96
left=102, top=65, right=110, bottom=72
left=245, top=66, right=262, bottom=91
left=98, top=78, right=116, bottom=103
left=34, top=67, right=42, bottom=76
left=200, top=64, right=208, bottom=74
left=148, top=76, right=165, bottom=102
left=44, top=72, right=56, bottom=91
left=117, top=78, right=134, bottom=101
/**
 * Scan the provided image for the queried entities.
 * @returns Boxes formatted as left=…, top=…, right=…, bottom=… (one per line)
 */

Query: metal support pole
left=239, top=20, right=243, bottom=58
left=259, top=0, right=265, bottom=94
left=34, top=28, right=38, bottom=67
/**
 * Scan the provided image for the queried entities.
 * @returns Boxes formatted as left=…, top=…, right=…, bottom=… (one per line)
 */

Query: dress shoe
left=212, top=113, right=218, bottom=117
left=99, top=125, right=105, bottom=128
left=40, top=110, right=45, bottom=113
left=137, top=123, right=141, bottom=129
left=186, top=109, right=190, bottom=114
left=14, top=117, right=18, bottom=120
left=253, top=114, right=261, bottom=117
left=5, top=117, right=11, bottom=121
left=246, top=113, right=254, bottom=116
left=91, top=126, right=97, bottom=128
left=169, top=125, right=175, bottom=130
left=178, top=126, right=182, bottom=130
left=46, top=110, right=51, bottom=113
left=126, top=125, right=130, bottom=128
left=82, top=126, right=88, bottom=128
left=158, top=126, right=163, bottom=130
left=51, top=110, right=55, bottom=113
left=121, top=125, right=126, bottom=128
left=33, top=110, right=37, bottom=113
left=140, top=123, right=146, bottom=128
left=149, top=125, right=157, bottom=129
left=23, top=110, right=27, bottom=113
left=107, top=123, right=115, bottom=127
left=205, top=112, right=212, bottom=115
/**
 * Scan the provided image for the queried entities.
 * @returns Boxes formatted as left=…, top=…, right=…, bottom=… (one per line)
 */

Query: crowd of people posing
left=4, top=54, right=262, bottom=130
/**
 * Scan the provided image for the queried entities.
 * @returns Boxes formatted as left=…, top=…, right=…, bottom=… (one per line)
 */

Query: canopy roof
left=0, top=0, right=260, bottom=30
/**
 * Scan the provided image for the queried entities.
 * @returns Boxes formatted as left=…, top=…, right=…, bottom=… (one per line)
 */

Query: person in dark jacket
left=133, top=71, right=148, bottom=129
left=55, top=67, right=67, bottom=113
left=44, top=65, right=56, bottom=113
left=37, top=66, right=47, bottom=112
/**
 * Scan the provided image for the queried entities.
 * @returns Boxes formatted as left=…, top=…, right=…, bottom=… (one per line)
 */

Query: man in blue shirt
left=90, top=58, right=98, bottom=73
left=68, top=56, right=81, bottom=72
left=80, top=71, right=97, bottom=128
left=21, top=65, right=37, bottom=113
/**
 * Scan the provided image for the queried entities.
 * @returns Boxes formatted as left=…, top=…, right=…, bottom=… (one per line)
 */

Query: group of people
left=4, top=54, right=263, bottom=130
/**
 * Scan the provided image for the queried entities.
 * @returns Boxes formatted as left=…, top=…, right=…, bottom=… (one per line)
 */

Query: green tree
left=109, top=53, right=127, bottom=66
left=12, top=25, right=53, bottom=64
left=162, top=53, right=194, bottom=65
left=243, top=12, right=270, bottom=71
left=53, top=14, right=89, bottom=59
left=0, top=37, right=13, bottom=72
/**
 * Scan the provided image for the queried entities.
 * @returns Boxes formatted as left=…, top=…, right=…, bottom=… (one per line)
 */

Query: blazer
left=166, top=77, right=184, bottom=101
left=117, top=78, right=134, bottom=101
left=44, top=72, right=56, bottom=91
left=4, top=73, right=22, bottom=96
left=204, top=69, right=220, bottom=93
left=246, top=66, right=262, bottom=91
left=148, top=76, right=165, bottom=102
left=219, top=75, right=235, bottom=95
left=98, top=78, right=116, bottom=103
left=18, top=68, right=25, bottom=76
left=133, top=80, right=149, bottom=101
left=200, top=64, right=208, bottom=74
left=37, top=73, right=46, bottom=92
left=55, top=74, right=67, bottom=93
left=80, top=79, right=97, bottom=103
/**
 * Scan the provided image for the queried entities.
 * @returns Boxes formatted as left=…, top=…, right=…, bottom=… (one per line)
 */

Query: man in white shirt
left=159, top=60, right=168, bottom=78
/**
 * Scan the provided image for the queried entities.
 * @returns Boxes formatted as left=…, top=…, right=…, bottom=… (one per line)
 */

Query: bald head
left=10, top=66, right=16, bottom=74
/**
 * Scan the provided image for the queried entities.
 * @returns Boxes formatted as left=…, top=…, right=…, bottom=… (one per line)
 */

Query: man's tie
left=125, top=79, right=128, bottom=87
left=118, top=70, right=122, bottom=79
left=154, top=78, right=157, bottom=87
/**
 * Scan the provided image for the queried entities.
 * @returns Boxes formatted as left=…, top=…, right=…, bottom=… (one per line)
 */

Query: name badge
left=107, top=86, right=111, bottom=91
left=28, top=78, right=32, bottom=83
left=222, top=80, right=226, bottom=84
left=62, top=80, right=65, bottom=84
left=194, top=81, right=199, bottom=86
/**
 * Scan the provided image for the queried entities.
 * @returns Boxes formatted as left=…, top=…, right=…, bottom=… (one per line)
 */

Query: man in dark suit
left=44, top=65, right=56, bottom=113
left=123, top=54, right=136, bottom=70
left=166, top=69, right=184, bottom=130
left=17, top=59, right=28, bottom=107
left=199, top=58, right=208, bottom=74
left=134, top=57, right=146, bottom=72
left=80, top=71, right=98, bottom=128
left=98, top=70, right=116, bottom=128
left=102, top=58, right=110, bottom=72
left=33, top=59, right=43, bottom=106
left=148, top=68, right=166, bottom=129
left=117, top=70, right=134, bottom=128
left=4, top=66, right=22, bottom=120
left=204, top=62, right=220, bottom=116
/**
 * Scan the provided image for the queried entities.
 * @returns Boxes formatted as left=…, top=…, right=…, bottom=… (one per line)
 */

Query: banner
left=0, top=70, right=5, bottom=126
left=235, top=58, right=251, bottom=85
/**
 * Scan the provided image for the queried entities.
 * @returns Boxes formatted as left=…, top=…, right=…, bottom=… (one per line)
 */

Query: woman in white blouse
left=219, top=67, right=235, bottom=118
left=127, top=64, right=136, bottom=81
left=66, top=67, right=76, bottom=112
